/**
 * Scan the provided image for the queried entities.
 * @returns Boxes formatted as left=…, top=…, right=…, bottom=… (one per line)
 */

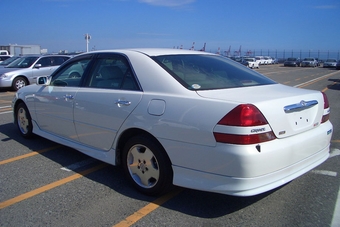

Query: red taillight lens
left=321, top=92, right=330, bottom=123
left=217, top=104, right=268, bottom=126
left=214, top=104, right=276, bottom=145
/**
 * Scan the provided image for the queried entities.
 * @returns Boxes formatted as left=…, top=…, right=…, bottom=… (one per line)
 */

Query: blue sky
left=2, top=0, right=340, bottom=54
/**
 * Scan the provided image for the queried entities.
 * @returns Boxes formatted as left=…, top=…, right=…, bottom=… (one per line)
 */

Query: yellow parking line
left=113, top=188, right=183, bottom=227
left=0, top=163, right=107, bottom=209
left=0, top=145, right=62, bottom=165
left=332, top=140, right=340, bottom=143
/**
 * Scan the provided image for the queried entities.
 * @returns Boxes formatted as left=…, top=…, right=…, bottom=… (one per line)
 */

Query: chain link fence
left=218, top=49, right=340, bottom=63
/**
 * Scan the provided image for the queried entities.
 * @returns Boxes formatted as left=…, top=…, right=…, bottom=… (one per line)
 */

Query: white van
left=0, top=50, right=10, bottom=55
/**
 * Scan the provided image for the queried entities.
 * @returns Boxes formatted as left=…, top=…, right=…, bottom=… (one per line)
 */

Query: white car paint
left=243, top=57, right=260, bottom=69
left=13, top=48, right=333, bottom=196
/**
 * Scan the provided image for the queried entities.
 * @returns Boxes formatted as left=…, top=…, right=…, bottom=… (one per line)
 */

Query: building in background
left=0, top=44, right=44, bottom=55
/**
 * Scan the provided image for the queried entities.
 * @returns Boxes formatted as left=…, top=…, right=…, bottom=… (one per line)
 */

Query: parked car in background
left=0, top=56, right=21, bottom=68
left=272, top=58, right=279, bottom=64
left=0, top=55, right=11, bottom=63
left=323, top=59, right=337, bottom=68
left=264, top=56, right=273, bottom=64
left=12, top=48, right=332, bottom=197
left=255, top=56, right=266, bottom=65
left=242, top=57, right=260, bottom=69
left=300, top=58, right=318, bottom=67
left=229, top=56, right=242, bottom=63
left=0, top=55, right=70, bottom=90
left=284, top=57, right=301, bottom=67
left=315, top=58, right=321, bottom=67
left=336, top=60, right=340, bottom=70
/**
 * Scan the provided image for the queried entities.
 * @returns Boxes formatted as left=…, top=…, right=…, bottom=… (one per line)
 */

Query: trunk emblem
left=284, top=100, right=318, bottom=113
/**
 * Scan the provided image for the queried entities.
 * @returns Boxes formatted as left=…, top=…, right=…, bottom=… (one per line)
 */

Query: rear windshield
left=152, top=54, right=276, bottom=90
left=287, top=58, right=297, bottom=61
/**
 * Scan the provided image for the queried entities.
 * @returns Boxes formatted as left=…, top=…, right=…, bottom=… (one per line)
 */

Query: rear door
left=73, top=53, right=142, bottom=151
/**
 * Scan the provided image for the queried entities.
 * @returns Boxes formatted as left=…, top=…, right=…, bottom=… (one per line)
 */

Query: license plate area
left=287, top=110, right=315, bottom=130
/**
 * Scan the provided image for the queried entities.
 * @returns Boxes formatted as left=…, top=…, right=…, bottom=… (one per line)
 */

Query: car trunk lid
left=196, top=84, right=326, bottom=139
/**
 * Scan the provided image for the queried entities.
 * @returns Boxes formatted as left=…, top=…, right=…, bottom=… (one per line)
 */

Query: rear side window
left=153, top=55, right=276, bottom=90
left=51, top=57, right=70, bottom=66
left=86, top=54, right=139, bottom=90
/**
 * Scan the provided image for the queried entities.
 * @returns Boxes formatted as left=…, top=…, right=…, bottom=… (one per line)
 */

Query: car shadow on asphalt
left=0, top=122, right=277, bottom=218
left=328, top=79, right=340, bottom=91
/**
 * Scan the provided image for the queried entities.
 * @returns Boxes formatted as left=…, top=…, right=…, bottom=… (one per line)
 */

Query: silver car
left=0, top=55, right=71, bottom=90
left=300, top=58, right=318, bottom=67
left=323, top=59, right=337, bottom=68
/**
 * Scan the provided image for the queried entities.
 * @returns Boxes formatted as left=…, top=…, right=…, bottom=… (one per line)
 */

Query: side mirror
left=37, top=76, right=48, bottom=85
left=34, top=64, right=42, bottom=68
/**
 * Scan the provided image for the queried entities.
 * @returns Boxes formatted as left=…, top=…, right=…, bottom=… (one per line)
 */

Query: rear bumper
left=170, top=121, right=332, bottom=196
left=173, top=145, right=329, bottom=196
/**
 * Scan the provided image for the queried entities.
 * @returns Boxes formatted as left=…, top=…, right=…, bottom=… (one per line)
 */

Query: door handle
left=63, top=94, right=74, bottom=101
left=115, top=100, right=131, bottom=106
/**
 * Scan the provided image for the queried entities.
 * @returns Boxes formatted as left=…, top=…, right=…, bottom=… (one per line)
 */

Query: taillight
left=217, top=104, right=268, bottom=126
left=321, top=92, right=330, bottom=123
left=214, top=104, right=276, bottom=145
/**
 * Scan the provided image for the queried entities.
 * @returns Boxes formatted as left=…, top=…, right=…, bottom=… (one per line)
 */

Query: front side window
left=6, top=56, right=39, bottom=68
left=153, top=55, right=276, bottom=90
left=36, top=57, right=52, bottom=67
left=50, top=58, right=91, bottom=87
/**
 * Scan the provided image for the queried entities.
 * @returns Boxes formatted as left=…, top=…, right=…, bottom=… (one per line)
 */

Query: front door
left=34, top=57, right=92, bottom=141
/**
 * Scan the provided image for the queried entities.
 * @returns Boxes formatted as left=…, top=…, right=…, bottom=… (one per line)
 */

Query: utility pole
left=85, top=33, right=91, bottom=52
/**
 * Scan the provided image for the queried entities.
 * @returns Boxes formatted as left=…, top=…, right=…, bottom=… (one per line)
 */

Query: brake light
left=217, top=104, right=268, bottom=126
left=321, top=92, right=330, bottom=123
left=214, top=104, right=276, bottom=145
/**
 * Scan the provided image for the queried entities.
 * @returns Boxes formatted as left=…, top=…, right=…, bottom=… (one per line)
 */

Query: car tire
left=122, top=135, right=173, bottom=195
left=15, top=103, right=34, bottom=138
left=12, top=77, right=28, bottom=91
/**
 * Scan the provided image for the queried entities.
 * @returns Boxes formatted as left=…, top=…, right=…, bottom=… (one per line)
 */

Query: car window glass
left=6, top=56, right=38, bottom=68
left=86, top=55, right=139, bottom=90
left=51, top=57, right=69, bottom=66
left=50, top=59, right=91, bottom=87
left=153, top=55, right=276, bottom=90
left=36, top=57, right=52, bottom=67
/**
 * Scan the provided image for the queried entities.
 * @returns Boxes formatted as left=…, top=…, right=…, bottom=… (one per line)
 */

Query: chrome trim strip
left=284, top=100, right=318, bottom=113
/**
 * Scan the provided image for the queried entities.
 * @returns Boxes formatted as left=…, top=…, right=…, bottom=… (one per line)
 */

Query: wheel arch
left=12, top=75, right=30, bottom=90
left=12, top=99, right=25, bottom=123
left=115, top=128, right=172, bottom=166
left=13, top=75, right=30, bottom=83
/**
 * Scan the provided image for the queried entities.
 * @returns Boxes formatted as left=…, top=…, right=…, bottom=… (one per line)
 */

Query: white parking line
left=294, top=71, right=340, bottom=88
left=311, top=170, right=337, bottom=177
left=329, top=149, right=340, bottom=158
left=0, top=111, right=13, bottom=115
left=0, top=105, right=12, bottom=114
left=331, top=186, right=340, bottom=227
left=60, top=159, right=98, bottom=172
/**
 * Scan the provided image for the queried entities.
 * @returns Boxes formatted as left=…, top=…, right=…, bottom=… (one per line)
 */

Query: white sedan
left=13, top=49, right=333, bottom=196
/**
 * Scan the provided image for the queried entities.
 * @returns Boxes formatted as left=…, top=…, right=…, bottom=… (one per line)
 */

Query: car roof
left=80, top=48, right=215, bottom=57
left=19, top=54, right=71, bottom=58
